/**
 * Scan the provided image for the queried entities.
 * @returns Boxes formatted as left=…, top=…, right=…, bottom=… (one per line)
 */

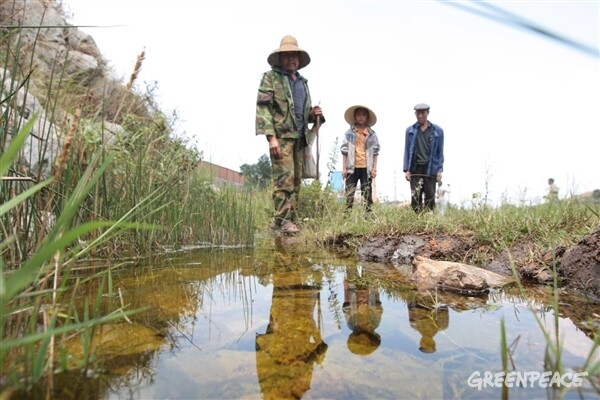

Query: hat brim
left=344, top=105, right=377, bottom=127
left=267, top=49, right=311, bottom=69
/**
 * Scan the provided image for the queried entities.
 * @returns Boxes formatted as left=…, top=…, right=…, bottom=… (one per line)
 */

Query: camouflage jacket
left=255, top=67, right=316, bottom=140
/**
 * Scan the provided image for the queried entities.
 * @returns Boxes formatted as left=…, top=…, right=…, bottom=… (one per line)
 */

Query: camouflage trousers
left=270, top=138, right=305, bottom=226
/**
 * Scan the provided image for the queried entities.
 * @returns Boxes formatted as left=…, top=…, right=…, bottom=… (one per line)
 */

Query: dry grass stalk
left=126, top=50, right=145, bottom=91
left=113, top=50, right=146, bottom=121
left=53, top=107, right=81, bottom=181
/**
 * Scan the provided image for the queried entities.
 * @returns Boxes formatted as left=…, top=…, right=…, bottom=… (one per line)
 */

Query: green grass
left=1, top=4, right=262, bottom=395
left=1, top=4, right=259, bottom=264
left=295, top=185, right=599, bottom=264
left=1, top=121, right=147, bottom=395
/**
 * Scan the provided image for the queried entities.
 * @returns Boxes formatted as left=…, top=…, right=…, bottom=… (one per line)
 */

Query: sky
left=65, top=0, right=600, bottom=206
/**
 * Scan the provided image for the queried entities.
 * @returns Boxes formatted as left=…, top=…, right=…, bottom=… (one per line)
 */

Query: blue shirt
left=403, top=121, right=444, bottom=176
left=284, top=71, right=307, bottom=137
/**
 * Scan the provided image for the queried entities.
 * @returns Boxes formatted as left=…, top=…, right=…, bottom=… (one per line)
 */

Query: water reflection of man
left=343, top=265, right=384, bottom=356
left=255, top=240, right=328, bottom=399
left=408, top=300, right=449, bottom=353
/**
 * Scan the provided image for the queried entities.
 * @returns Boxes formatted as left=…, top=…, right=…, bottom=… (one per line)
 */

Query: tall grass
left=1, top=121, right=146, bottom=396
left=1, top=0, right=258, bottom=266
left=1, top=1, right=261, bottom=396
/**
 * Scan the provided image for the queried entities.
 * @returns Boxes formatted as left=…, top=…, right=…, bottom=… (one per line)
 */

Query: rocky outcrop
left=0, top=0, right=105, bottom=84
left=0, top=0, right=110, bottom=178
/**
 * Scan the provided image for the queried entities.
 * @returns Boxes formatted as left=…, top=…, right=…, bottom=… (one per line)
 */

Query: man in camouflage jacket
left=255, top=35, right=324, bottom=234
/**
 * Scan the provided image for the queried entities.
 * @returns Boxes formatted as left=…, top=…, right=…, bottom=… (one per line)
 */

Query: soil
left=323, top=227, right=600, bottom=304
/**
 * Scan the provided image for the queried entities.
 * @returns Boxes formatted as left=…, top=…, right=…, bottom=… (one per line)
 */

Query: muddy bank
left=325, top=227, right=600, bottom=304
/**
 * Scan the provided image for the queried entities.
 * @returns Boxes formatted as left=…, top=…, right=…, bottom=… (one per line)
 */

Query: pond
left=27, top=236, right=600, bottom=399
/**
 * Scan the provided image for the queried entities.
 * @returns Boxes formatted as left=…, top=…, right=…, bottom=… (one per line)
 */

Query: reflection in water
left=255, top=239, right=328, bottom=399
left=343, top=265, right=383, bottom=356
left=407, top=300, right=449, bottom=353
left=14, top=240, right=599, bottom=399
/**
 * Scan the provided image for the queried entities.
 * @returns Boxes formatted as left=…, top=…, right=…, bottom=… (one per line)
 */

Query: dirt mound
left=558, top=227, right=600, bottom=302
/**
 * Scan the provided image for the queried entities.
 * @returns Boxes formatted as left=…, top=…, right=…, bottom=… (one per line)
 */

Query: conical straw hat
left=344, top=105, right=377, bottom=127
left=267, top=35, right=311, bottom=69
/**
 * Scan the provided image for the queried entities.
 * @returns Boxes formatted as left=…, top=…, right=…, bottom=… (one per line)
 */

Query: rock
left=411, top=256, right=515, bottom=293
left=0, top=0, right=110, bottom=179
left=2, top=69, right=60, bottom=179
left=0, top=0, right=106, bottom=85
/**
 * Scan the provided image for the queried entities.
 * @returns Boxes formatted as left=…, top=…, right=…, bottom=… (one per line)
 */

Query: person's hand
left=371, top=168, right=377, bottom=179
left=342, top=169, right=348, bottom=179
left=437, top=172, right=443, bottom=182
left=268, top=136, right=281, bottom=159
left=312, top=105, right=323, bottom=121
left=405, top=171, right=411, bottom=181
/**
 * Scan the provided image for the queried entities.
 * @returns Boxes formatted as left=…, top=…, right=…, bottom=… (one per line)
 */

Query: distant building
left=198, top=161, right=245, bottom=187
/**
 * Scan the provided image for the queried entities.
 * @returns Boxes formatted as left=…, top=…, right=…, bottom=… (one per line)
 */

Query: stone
left=411, top=256, right=515, bottom=293
left=2, top=69, right=59, bottom=179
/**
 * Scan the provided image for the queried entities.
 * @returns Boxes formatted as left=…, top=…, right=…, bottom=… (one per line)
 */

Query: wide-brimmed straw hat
left=267, top=35, right=311, bottom=70
left=344, top=105, right=377, bottom=127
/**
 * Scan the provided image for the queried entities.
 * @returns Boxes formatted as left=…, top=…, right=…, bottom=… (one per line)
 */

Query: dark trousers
left=345, top=168, right=372, bottom=211
left=410, top=164, right=436, bottom=213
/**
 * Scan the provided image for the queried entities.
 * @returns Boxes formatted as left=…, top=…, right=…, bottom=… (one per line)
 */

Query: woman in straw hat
left=255, top=35, right=324, bottom=235
left=340, top=105, right=380, bottom=212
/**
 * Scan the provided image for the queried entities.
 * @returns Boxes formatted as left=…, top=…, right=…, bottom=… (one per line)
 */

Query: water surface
left=49, top=236, right=600, bottom=399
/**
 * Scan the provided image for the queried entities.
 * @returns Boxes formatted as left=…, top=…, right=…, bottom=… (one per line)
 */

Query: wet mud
left=325, top=228, right=600, bottom=302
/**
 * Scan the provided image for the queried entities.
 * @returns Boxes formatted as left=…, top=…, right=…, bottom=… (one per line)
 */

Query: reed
left=1, top=2, right=259, bottom=395
left=1, top=1, right=258, bottom=264
left=0, top=121, right=149, bottom=395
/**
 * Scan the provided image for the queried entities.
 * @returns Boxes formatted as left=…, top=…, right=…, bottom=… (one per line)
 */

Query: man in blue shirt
left=403, top=103, right=444, bottom=213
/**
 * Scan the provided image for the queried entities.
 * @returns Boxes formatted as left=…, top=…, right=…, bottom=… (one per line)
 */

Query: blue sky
left=67, top=0, right=600, bottom=205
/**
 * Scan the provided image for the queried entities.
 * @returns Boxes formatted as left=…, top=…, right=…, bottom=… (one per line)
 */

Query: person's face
left=279, top=51, right=300, bottom=74
left=415, top=109, right=429, bottom=125
left=354, top=108, right=369, bottom=125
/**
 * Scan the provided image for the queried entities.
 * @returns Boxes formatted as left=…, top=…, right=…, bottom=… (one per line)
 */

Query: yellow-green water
left=13, top=236, right=600, bottom=399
